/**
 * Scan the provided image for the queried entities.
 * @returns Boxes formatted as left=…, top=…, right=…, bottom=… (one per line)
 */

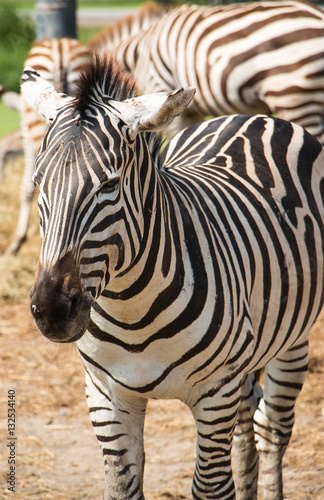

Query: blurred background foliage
left=0, top=3, right=35, bottom=92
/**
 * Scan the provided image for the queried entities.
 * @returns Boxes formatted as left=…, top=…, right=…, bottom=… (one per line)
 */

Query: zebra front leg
left=190, top=375, right=244, bottom=500
left=85, top=369, right=147, bottom=500
left=254, top=341, right=309, bottom=500
left=232, top=372, right=263, bottom=500
left=5, top=154, right=35, bottom=254
left=5, top=106, right=45, bottom=255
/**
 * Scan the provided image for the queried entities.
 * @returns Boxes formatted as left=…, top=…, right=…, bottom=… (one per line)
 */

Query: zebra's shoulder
left=160, top=114, right=323, bottom=182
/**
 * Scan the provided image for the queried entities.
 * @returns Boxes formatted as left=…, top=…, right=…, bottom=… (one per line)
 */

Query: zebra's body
left=5, top=37, right=90, bottom=255
left=90, top=0, right=324, bottom=141
left=22, top=58, right=324, bottom=500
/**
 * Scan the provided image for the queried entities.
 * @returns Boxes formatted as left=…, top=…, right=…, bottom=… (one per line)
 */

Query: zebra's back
left=88, top=1, right=171, bottom=55
left=109, top=0, right=324, bottom=140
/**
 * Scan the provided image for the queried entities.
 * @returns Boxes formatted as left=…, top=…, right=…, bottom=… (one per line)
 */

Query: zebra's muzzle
left=30, top=287, right=90, bottom=343
left=30, top=255, right=91, bottom=343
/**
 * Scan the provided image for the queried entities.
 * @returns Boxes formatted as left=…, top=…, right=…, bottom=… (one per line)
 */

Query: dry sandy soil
left=0, top=301, right=323, bottom=500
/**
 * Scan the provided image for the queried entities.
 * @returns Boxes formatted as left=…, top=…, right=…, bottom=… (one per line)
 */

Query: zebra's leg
left=189, top=374, right=244, bottom=500
left=254, top=340, right=309, bottom=500
left=232, top=372, right=263, bottom=500
left=5, top=106, right=45, bottom=255
left=85, top=369, right=147, bottom=500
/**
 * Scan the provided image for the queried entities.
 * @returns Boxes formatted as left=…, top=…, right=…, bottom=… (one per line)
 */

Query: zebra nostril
left=68, top=292, right=82, bottom=320
left=31, top=303, right=42, bottom=319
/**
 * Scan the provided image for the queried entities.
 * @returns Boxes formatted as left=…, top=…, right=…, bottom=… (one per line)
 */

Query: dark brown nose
left=30, top=254, right=91, bottom=342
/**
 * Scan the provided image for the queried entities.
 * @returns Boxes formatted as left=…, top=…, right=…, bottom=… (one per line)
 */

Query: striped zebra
left=22, top=57, right=324, bottom=500
left=5, top=37, right=90, bottom=255
left=89, top=0, right=324, bottom=141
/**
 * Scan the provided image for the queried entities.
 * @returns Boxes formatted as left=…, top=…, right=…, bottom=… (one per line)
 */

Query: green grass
left=78, top=25, right=105, bottom=44
left=79, top=0, right=141, bottom=7
left=2, top=0, right=142, bottom=9
left=0, top=102, right=20, bottom=137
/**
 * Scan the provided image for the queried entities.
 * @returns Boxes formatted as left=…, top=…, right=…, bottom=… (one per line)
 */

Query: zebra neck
left=103, top=152, right=181, bottom=298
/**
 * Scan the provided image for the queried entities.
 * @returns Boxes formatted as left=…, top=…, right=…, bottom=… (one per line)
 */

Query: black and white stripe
left=22, top=58, right=324, bottom=500
left=90, top=0, right=324, bottom=142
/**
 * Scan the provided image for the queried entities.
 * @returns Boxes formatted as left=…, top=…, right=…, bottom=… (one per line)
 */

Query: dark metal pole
left=35, top=0, right=77, bottom=40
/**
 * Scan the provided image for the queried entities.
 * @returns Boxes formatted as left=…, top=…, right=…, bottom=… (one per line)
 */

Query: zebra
left=21, top=56, right=324, bottom=500
left=5, top=37, right=90, bottom=255
left=89, top=0, right=324, bottom=141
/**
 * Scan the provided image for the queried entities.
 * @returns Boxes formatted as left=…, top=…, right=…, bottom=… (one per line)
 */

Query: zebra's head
left=21, top=56, right=195, bottom=343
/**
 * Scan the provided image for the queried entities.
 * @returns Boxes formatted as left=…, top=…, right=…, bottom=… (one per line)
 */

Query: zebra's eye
left=100, top=176, right=120, bottom=194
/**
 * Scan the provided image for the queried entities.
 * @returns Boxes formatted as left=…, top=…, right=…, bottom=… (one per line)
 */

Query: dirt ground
left=0, top=301, right=323, bottom=500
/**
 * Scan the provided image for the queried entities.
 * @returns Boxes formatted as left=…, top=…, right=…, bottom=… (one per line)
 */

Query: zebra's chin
left=50, top=329, right=86, bottom=344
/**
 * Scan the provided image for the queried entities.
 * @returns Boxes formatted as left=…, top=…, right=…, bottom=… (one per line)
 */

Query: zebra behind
left=21, top=57, right=324, bottom=500
left=90, top=0, right=324, bottom=141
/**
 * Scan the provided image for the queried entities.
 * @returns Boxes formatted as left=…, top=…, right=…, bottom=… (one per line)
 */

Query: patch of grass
left=78, top=25, right=106, bottom=44
left=79, top=0, right=141, bottom=7
left=0, top=102, right=20, bottom=137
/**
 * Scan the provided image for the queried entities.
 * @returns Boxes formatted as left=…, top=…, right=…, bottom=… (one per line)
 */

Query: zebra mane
left=73, top=55, right=164, bottom=168
left=73, top=55, right=138, bottom=112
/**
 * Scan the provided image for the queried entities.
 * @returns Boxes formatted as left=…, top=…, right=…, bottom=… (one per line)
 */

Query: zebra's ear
left=113, top=87, right=196, bottom=137
left=21, top=67, right=74, bottom=124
